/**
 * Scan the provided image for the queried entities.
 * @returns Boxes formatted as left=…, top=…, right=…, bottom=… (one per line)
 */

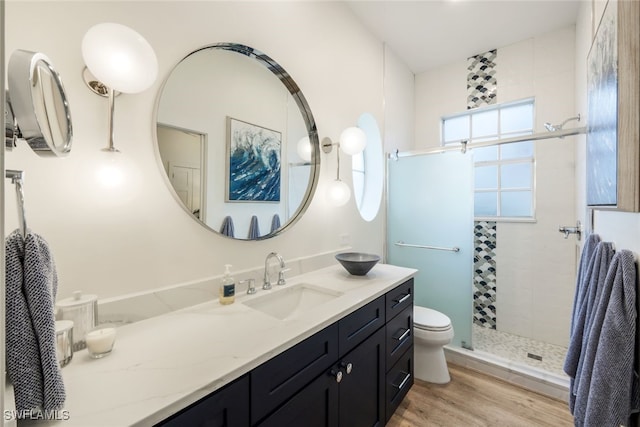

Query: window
left=442, top=99, right=535, bottom=220
left=351, top=113, right=384, bottom=222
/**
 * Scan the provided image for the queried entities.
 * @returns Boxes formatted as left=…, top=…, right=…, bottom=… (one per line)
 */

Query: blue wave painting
left=228, top=118, right=281, bottom=202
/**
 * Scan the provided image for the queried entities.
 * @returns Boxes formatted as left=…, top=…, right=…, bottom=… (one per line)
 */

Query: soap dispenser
left=219, top=264, right=236, bottom=305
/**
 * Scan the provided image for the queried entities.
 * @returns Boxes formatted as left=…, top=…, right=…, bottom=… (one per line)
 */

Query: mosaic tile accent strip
left=467, top=49, right=497, bottom=109
left=472, top=324, right=569, bottom=378
left=474, top=221, right=496, bottom=329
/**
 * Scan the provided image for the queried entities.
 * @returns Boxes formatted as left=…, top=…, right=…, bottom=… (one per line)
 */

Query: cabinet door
left=251, top=323, right=339, bottom=423
left=157, top=375, right=249, bottom=427
left=256, top=371, right=339, bottom=427
left=339, top=327, right=385, bottom=427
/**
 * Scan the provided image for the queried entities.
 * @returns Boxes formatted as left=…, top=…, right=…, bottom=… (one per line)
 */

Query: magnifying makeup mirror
left=5, top=49, right=73, bottom=157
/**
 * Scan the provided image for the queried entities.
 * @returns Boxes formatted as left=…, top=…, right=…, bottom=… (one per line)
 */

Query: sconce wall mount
left=322, top=126, right=367, bottom=207
left=81, top=22, right=158, bottom=153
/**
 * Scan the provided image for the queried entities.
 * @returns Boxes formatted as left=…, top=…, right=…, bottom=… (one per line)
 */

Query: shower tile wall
left=468, top=49, right=499, bottom=329
left=474, top=221, right=497, bottom=328
left=415, top=27, right=578, bottom=346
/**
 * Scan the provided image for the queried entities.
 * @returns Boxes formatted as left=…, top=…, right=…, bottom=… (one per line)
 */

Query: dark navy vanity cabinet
left=157, top=278, right=414, bottom=427
left=158, top=374, right=250, bottom=427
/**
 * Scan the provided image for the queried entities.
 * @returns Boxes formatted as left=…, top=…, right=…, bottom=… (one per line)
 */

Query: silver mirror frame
left=154, top=42, right=320, bottom=240
left=6, top=49, right=72, bottom=156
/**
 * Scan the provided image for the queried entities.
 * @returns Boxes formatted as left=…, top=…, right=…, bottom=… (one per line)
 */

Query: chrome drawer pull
left=394, top=372, right=411, bottom=390
left=394, top=328, right=411, bottom=342
left=394, top=293, right=411, bottom=305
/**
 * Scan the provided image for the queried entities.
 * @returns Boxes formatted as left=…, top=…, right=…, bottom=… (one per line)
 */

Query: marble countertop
left=14, top=263, right=416, bottom=426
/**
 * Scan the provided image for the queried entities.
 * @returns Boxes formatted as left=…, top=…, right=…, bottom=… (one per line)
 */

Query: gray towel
left=570, top=234, right=601, bottom=333
left=5, top=229, right=65, bottom=414
left=220, top=216, right=235, bottom=238
left=574, top=250, right=638, bottom=426
left=270, top=214, right=281, bottom=233
left=563, top=234, right=601, bottom=407
left=248, top=215, right=260, bottom=239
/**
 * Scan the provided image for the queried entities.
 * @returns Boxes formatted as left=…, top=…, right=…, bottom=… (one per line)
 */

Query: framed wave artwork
left=226, top=117, right=281, bottom=202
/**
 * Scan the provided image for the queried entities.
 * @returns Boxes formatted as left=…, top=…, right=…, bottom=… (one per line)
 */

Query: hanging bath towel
left=5, top=229, right=65, bottom=414
left=220, top=216, right=235, bottom=238
left=564, top=240, right=614, bottom=412
left=270, top=214, right=281, bottom=233
left=574, top=250, right=638, bottom=426
left=248, top=215, right=260, bottom=239
left=563, top=234, right=601, bottom=408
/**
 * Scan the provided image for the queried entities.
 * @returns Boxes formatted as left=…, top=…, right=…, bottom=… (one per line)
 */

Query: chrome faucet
left=263, top=252, right=286, bottom=290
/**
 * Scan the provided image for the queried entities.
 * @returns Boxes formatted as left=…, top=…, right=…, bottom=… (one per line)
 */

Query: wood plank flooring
left=387, top=363, right=573, bottom=427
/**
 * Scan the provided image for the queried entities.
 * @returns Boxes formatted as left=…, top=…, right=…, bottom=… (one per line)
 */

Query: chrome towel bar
left=394, top=241, right=460, bottom=253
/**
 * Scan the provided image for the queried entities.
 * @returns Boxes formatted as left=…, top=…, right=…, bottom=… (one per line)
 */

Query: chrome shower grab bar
left=6, top=169, right=27, bottom=238
left=395, top=241, right=460, bottom=253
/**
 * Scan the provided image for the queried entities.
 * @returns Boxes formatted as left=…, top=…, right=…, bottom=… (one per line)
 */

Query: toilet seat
left=414, top=306, right=452, bottom=332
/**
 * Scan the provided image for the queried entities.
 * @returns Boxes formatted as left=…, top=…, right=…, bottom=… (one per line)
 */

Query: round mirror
left=6, top=50, right=73, bottom=156
left=155, top=43, right=319, bottom=240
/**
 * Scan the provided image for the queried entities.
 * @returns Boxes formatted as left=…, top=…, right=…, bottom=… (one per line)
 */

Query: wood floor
left=387, top=363, right=573, bottom=427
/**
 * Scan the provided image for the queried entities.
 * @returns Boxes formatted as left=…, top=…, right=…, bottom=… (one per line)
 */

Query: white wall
left=383, top=45, right=415, bottom=155
left=414, top=26, right=578, bottom=347
left=497, top=27, right=577, bottom=347
left=4, top=1, right=390, bottom=301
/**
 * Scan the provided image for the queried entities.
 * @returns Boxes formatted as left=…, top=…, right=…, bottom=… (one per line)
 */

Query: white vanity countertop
left=16, top=263, right=417, bottom=427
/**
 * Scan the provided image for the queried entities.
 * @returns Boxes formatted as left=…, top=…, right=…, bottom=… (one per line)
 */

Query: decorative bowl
left=335, top=252, right=380, bottom=276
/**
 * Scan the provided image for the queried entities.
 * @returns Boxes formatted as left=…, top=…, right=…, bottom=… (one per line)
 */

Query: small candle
left=86, top=327, right=116, bottom=358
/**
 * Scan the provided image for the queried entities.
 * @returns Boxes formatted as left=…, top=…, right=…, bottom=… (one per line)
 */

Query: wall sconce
left=296, top=136, right=312, bottom=162
left=322, top=126, right=367, bottom=207
left=81, top=23, right=158, bottom=152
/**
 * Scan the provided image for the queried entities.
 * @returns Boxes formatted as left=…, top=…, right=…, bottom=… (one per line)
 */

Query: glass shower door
left=387, top=152, right=474, bottom=348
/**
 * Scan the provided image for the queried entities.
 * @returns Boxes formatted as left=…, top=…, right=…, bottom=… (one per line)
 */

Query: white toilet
left=413, top=306, right=454, bottom=384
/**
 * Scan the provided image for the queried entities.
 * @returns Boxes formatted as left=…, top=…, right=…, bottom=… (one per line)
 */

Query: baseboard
left=444, top=345, right=570, bottom=402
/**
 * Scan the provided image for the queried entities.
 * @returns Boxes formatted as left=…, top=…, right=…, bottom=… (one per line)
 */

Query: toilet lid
left=414, top=306, right=452, bottom=331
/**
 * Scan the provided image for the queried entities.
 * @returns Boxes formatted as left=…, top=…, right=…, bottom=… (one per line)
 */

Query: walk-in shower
left=387, top=120, right=586, bottom=397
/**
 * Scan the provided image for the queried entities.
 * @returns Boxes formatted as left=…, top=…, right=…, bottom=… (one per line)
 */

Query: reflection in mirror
left=156, top=43, right=319, bottom=240
left=6, top=49, right=72, bottom=156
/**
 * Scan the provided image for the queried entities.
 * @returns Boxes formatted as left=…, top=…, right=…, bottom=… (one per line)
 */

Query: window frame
left=441, top=98, right=537, bottom=222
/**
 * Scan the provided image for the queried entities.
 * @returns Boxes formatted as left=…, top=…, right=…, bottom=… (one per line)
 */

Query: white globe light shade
left=326, top=179, right=351, bottom=207
left=296, top=136, right=312, bottom=162
left=82, top=23, right=158, bottom=94
left=339, top=127, right=366, bottom=156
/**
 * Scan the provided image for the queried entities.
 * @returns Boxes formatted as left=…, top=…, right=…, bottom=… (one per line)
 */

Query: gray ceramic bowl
left=335, top=252, right=381, bottom=276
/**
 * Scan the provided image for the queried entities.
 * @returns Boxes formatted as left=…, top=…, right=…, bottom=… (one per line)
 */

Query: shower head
left=544, top=114, right=581, bottom=132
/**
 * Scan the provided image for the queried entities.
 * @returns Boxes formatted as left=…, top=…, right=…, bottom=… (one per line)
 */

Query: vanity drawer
left=386, top=279, right=413, bottom=322
left=385, top=346, right=414, bottom=423
left=338, top=295, right=385, bottom=357
left=251, top=323, right=339, bottom=424
left=386, top=304, right=413, bottom=371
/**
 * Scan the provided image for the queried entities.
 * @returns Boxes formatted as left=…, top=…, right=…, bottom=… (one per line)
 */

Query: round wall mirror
left=155, top=43, right=319, bottom=240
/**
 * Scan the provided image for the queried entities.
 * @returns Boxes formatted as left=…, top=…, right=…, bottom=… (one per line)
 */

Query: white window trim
left=441, top=98, right=536, bottom=221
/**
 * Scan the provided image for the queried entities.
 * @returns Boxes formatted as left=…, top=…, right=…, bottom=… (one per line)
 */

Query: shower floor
left=472, top=324, right=568, bottom=378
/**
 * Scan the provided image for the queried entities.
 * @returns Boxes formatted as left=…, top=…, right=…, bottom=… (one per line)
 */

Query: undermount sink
left=242, top=283, right=343, bottom=320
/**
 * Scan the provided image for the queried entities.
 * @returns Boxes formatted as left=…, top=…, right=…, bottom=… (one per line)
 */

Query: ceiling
left=346, top=0, right=583, bottom=74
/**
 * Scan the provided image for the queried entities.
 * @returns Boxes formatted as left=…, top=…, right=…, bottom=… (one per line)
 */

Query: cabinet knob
left=341, top=362, right=353, bottom=374
left=331, top=369, right=343, bottom=383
